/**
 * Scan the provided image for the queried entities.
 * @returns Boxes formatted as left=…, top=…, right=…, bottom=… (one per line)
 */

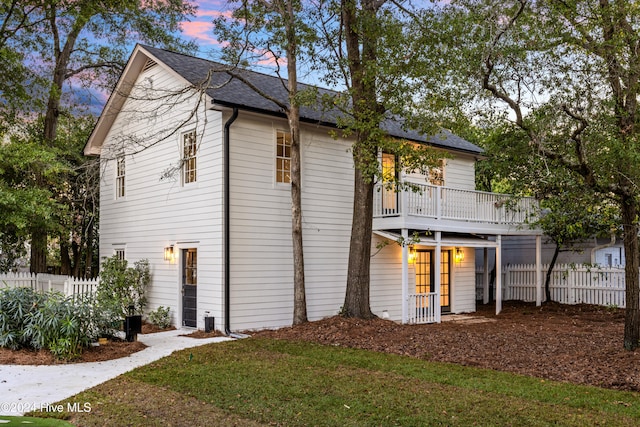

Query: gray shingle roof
left=142, top=45, right=483, bottom=155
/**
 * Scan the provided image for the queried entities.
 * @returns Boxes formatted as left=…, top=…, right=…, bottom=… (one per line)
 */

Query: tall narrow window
left=276, top=131, right=291, bottom=184
left=381, top=153, right=397, bottom=214
left=116, top=156, right=125, bottom=198
left=182, top=130, right=197, bottom=184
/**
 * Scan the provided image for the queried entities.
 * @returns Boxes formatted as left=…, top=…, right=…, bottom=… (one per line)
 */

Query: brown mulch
left=180, top=330, right=226, bottom=339
left=253, top=301, right=640, bottom=392
left=0, top=322, right=173, bottom=365
left=0, top=339, right=147, bottom=365
left=3, top=302, right=640, bottom=392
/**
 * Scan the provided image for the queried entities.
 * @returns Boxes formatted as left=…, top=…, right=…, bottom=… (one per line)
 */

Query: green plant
left=148, top=306, right=171, bottom=329
left=97, top=256, right=151, bottom=319
left=0, top=287, right=105, bottom=359
left=0, top=287, right=46, bottom=349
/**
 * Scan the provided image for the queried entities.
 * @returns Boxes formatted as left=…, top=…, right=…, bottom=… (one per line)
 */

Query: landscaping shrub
left=148, top=306, right=171, bottom=329
left=97, top=256, right=150, bottom=319
left=0, top=288, right=100, bottom=360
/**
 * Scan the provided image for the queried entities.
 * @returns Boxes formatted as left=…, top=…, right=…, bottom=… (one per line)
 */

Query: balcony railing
left=374, top=183, right=537, bottom=225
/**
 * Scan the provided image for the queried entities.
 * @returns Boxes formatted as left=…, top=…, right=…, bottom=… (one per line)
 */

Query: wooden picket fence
left=0, top=272, right=99, bottom=298
left=477, top=264, right=627, bottom=308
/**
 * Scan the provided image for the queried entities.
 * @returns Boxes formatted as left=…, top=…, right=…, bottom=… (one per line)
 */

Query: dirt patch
left=253, top=301, right=640, bottom=391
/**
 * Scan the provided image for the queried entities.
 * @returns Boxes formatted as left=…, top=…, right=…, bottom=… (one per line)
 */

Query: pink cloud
left=181, top=20, right=222, bottom=45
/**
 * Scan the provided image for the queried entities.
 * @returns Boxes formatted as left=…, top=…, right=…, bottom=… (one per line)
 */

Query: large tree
left=314, top=0, right=441, bottom=317
left=213, top=0, right=318, bottom=325
left=0, top=0, right=196, bottom=272
left=432, top=0, right=640, bottom=349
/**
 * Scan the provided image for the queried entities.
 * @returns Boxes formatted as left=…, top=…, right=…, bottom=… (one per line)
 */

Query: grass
left=31, top=338, right=640, bottom=426
left=0, top=415, right=74, bottom=426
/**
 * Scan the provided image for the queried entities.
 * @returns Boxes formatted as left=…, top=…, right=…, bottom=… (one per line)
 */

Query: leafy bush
left=0, top=287, right=46, bottom=349
left=97, top=256, right=150, bottom=319
left=148, top=306, right=171, bottom=329
left=0, top=287, right=98, bottom=360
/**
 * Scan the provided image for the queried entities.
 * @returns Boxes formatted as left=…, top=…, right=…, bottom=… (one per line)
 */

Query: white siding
left=228, top=114, right=353, bottom=330
left=99, top=63, right=224, bottom=330
left=450, top=247, right=476, bottom=313
left=98, top=57, right=483, bottom=332
left=403, top=153, right=476, bottom=190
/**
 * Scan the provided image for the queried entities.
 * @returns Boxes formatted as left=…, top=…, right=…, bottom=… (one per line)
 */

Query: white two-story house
left=84, top=45, right=543, bottom=333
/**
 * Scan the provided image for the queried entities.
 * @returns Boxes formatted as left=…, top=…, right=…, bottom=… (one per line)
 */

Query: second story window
left=429, top=160, right=445, bottom=186
left=116, top=155, right=125, bottom=198
left=276, top=130, right=291, bottom=184
left=182, top=130, right=197, bottom=184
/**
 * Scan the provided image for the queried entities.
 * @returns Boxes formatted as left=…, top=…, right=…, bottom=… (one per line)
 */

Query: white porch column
left=496, top=235, right=502, bottom=315
left=434, top=231, right=442, bottom=322
left=483, top=247, right=489, bottom=304
left=401, top=228, right=409, bottom=323
left=536, top=234, right=542, bottom=306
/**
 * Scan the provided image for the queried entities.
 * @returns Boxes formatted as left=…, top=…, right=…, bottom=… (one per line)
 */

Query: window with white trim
left=276, top=130, right=291, bottom=184
left=116, top=156, right=125, bottom=198
left=429, top=159, right=445, bottom=186
left=182, top=130, right=197, bottom=184
left=114, top=248, right=125, bottom=260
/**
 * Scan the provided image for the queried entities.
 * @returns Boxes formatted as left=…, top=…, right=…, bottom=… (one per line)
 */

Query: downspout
left=224, top=108, right=238, bottom=336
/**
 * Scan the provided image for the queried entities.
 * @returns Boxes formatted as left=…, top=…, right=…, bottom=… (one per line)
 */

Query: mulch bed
left=3, top=302, right=640, bottom=392
left=253, top=301, right=640, bottom=391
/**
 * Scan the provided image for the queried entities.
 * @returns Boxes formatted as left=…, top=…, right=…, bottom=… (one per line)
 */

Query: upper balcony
left=373, top=183, right=541, bottom=236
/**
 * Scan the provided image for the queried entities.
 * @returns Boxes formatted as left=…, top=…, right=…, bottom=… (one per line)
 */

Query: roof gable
left=85, top=44, right=483, bottom=156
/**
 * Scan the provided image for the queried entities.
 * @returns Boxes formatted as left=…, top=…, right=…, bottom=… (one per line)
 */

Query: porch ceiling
left=373, top=230, right=500, bottom=248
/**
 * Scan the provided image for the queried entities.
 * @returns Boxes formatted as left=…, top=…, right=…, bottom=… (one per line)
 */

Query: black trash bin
left=204, top=316, right=215, bottom=333
left=125, top=305, right=142, bottom=342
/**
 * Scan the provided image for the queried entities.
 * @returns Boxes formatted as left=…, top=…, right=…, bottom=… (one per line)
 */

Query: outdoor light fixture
left=455, top=248, right=464, bottom=264
left=408, top=246, right=417, bottom=264
left=164, top=245, right=174, bottom=262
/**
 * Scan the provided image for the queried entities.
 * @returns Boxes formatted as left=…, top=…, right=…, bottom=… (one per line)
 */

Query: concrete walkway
left=0, top=330, right=233, bottom=416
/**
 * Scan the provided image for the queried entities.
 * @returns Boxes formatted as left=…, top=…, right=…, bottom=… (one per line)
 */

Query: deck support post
left=483, top=247, right=490, bottom=304
left=536, top=235, right=542, bottom=306
left=496, top=235, right=502, bottom=315
left=401, top=228, right=409, bottom=324
left=435, top=231, right=442, bottom=323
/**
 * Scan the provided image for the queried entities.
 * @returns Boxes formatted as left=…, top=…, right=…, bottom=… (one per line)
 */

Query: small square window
left=114, top=249, right=125, bottom=260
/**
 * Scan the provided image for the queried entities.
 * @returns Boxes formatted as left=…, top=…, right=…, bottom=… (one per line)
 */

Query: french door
left=415, top=249, right=451, bottom=312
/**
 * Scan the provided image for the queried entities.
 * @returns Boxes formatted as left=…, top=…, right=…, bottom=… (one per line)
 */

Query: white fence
left=477, top=264, right=627, bottom=308
left=0, top=272, right=99, bottom=298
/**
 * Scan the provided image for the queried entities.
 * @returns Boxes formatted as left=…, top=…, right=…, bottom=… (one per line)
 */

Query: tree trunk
left=60, top=240, right=71, bottom=275
left=544, top=243, right=560, bottom=303
left=343, top=152, right=376, bottom=318
left=290, top=109, right=307, bottom=325
left=339, top=0, right=382, bottom=319
left=285, top=1, right=307, bottom=325
left=29, top=226, right=47, bottom=273
left=622, top=197, right=640, bottom=350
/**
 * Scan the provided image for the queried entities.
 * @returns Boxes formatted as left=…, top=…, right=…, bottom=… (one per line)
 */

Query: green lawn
left=33, top=338, right=640, bottom=426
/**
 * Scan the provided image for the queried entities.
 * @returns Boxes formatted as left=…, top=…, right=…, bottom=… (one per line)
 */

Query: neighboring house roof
left=85, top=44, right=483, bottom=156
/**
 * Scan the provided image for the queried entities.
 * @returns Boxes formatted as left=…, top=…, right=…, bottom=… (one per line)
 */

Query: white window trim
left=181, top=129, right=198, bottom=186
left=275, top=129, right=292, bottom=187
left=115, top=155, right=126, bottom=199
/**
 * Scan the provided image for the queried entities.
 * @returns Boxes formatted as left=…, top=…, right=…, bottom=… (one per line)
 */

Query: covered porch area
left=374, top=230, right=545, bottom=324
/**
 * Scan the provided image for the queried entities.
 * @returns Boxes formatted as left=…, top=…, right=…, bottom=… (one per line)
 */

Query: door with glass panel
left=182, top=248, right=197, bottom=327
left=415, top=249, right=451, bottom=313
